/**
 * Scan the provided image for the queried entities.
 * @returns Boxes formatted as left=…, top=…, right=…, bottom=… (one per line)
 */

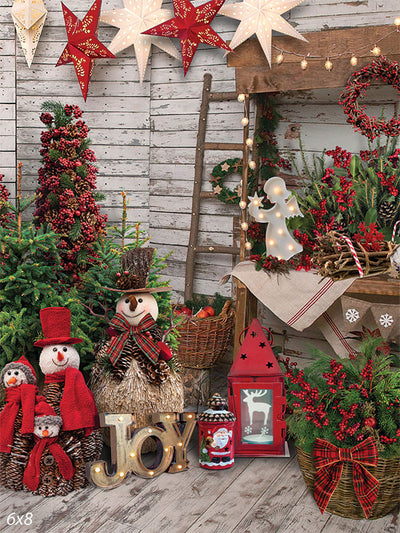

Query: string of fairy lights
left=234, top=17, right=400, bottom=254
left=273, top=18, right=400, bottom=71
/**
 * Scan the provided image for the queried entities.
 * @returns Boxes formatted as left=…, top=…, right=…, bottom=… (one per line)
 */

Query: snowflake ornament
left=345, top=308, right=360, bottom=323
left=379, top=313, right=394, bottom=328
left=261, top=426, right=269, bottom=436
left=244, top=425, right=252, bottom=435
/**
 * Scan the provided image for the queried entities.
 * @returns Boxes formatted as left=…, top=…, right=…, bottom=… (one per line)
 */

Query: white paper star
left=220, top=0, right=307, bottom=66
left=100, top=0, right=180, bottom=83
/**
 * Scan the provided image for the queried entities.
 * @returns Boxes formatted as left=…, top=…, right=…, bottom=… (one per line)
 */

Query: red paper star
left=143, top=0, right=231, bottom=75
left=57, top=0, right=115, bottom=100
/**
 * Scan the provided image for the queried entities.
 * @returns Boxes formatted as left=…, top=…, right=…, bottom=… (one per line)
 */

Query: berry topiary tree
left=35, top=101, right=107, bottom=281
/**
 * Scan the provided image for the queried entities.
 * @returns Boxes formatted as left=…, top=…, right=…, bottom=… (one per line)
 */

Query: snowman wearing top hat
left=91, top=248, right=184, bottom=434
left=34, top=307, right=102, bottom=465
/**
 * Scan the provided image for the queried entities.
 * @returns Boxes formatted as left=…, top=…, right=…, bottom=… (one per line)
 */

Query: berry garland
left=209, top=158, right=256, bottom=204
left=339, top=56, right=400, bottom=140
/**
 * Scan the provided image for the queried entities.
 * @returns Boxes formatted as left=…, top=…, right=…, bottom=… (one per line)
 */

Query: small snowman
left=91, top=248, right=184, bottom=438
left=34, top=307, right=102, bottom=472
left=0, top=356, right=38, bottom=454
left=23, top=399, right=74, bottom=495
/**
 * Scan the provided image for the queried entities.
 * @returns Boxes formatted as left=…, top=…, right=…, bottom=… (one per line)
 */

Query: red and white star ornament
left=219, top=0, right=307, bottom=66
left=100, top=0, right=181, bottom=83
left=143, top=0, right=231, bottom=75
left=57, top=0, right=115, bottom=100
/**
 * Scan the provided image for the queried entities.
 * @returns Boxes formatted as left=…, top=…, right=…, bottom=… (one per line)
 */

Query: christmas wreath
left=339, top=56, right=400, bottom=140
left=210, top=158, right=256, bottom=204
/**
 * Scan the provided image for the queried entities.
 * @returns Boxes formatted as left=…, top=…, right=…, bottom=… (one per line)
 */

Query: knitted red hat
left=34, top=399, right=62, bottom=428
left=34, top=307, right=83, bottom=347
left=0, top=355, right=36, bottom=385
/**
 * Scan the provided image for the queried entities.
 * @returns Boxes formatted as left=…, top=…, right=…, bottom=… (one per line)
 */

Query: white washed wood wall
left=1, top=0, right=398, bottom=356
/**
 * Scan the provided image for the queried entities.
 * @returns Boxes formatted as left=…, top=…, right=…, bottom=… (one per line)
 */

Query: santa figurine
left=23, top=399, right=75, bottom=496
left=0, top=356, right=41, bottom=490
left=34, top=307, right=102, bottom=471
left=91, top=248, right=184, bottom=439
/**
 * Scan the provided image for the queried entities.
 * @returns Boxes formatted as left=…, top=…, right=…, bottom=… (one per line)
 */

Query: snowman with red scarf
left=35, top=307, right=102, bottom=469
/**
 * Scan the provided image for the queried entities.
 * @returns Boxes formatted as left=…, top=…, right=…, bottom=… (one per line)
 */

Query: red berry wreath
left=339, top=56, right=400, bottom=140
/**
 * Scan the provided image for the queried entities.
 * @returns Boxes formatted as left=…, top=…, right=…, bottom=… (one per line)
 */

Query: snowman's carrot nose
left=57, top=351, right=64, bottom=361
left=7, top=376, right=17, bottom=385
left=42, top=430, right=49, bottom=437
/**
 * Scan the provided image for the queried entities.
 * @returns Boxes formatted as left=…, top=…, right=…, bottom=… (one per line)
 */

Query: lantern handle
left=238, top=326, right=273, bottom=346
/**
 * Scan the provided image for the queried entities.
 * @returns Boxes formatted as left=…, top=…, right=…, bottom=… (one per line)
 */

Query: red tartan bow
left=106, top=313, right=160, bottom=366
left=313, top=437, right=379, bottom=518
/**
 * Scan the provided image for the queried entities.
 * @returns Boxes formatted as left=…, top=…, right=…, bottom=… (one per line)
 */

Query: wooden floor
left=0, top=435, right=399, bottom=533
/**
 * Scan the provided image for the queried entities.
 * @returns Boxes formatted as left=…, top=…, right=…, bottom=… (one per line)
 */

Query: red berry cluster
left=35, top=104, right=107, bottom=279
left=378, top=171, right=398, bottom=197
left=339, top=56, right=400, bottom=140
left=0, top=174, right=13, bottom=225
left=323, top=359, right=346, bottom=394
left=334, top=404, right=362, bottom=442
left=247, top=222, right=265, bottom=243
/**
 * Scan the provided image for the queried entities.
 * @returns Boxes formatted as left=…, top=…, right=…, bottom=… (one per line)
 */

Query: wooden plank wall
left=1, top=0, right=398, bottom=358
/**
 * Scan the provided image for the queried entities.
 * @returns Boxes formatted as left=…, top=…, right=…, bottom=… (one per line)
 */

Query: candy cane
left=341, top=235, right=364, bottom=278
left=391, top=220, right=400, bottom=243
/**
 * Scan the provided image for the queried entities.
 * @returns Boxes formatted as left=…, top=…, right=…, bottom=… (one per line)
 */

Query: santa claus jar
left=198, top=393, right=236, bottom=470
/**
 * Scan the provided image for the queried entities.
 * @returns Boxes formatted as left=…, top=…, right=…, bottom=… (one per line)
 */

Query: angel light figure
left=248, top=177, right=303, bottom=261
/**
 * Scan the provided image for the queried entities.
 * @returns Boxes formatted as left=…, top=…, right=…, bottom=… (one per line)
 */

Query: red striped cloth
left=107, top=313, right=160, bottom=366
left=313, top=437, right=379, bottom=518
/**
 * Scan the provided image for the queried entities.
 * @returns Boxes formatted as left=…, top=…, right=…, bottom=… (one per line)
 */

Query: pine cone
left=66, top=198, right=79, bottom=211
left=117, top=273, right=140, bottom=290
left=44, top=209, right=57, bottom=223
left=81, top=212, right=97, bottom=226
left=64, top=148, right=77, bottom=159
left=66, top=124, right=79, bottom=137
left=75, top=181, right=91, bottom=194
left=65, top=169, right=77, bottom=182
left=379, top=201, right=396, bottom=221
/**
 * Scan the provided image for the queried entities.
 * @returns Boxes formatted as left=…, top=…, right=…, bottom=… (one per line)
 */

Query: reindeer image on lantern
left=241, top=389, right=273, bottom=445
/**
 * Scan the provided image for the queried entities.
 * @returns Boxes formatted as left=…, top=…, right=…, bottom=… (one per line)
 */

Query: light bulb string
left=271, top=27, right=398, bottom=61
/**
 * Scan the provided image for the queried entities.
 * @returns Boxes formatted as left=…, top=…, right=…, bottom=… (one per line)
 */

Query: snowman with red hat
left=91, top=248, right=184, bottom=439
left=35, top=307, right=102, bottom=469
left=23, top=398, right=75, bottom=496
left=0, top=356, right=41, bottom=491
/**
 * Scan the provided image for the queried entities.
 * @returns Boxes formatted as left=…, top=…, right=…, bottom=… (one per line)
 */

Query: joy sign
left=88, top=412, right=196, bottom=489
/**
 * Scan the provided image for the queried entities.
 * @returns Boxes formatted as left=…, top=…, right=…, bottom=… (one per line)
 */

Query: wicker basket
left=314, top=231, right=398, bottom=281
left=176, top=300, right=235, bottom=369
left=296, top=446, right=400, bottom=520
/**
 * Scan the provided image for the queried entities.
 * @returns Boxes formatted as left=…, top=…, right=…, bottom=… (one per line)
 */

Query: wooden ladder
left=184, top=73, right=257, bottom=354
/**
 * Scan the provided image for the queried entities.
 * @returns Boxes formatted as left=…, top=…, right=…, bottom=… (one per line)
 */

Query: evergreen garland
left=209, top=158, right=256, bottom=204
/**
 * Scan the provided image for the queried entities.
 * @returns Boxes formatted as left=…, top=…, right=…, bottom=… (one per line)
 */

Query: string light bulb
left=237, top=93, right=246, bottom=103
left=241, top=117, right=249, bottom=126
left=324, top=58, right=333, bottom=71
left=350, top=55, right=358, bottom=66
left=241, top=222, right=249, bottom=231
left=239, top=200, right=247, bottom=209
left=276, top=52, right=284, bottom=65
left=371, top=45, right=381, bottom=56
left=119, top=472, right=125, bottom=478
left=249, top=160, right=256, bottom=169
left=94, top=467, right=101, bottom=473
left=252, top=197, right=261, bottom=207
left=300, top=58, right=308, bottom=70
left=394, top=17, right=400, bottom=27
left=129, top=452, right=136, bottom=458
left=245, top=241, right=252, bottom=250
left=245, top=137, right=253, bottom=147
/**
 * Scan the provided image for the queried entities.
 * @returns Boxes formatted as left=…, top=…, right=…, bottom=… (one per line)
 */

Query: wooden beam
left=194, top=245, right=240, bottom=255
left=346, top=276, right=400, bottom=297
left=227, top=25, right=400, bottom=94
left=233, top=279, right=258, bottom=357
left=204, top=142, right=243, bottom=151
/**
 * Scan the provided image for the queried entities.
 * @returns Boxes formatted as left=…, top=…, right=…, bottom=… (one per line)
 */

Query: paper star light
left=57, top=0, right=115, bottom=100
left=100, top=0, right=181, bottom=83
left=219, top=0, right=307, bottom=66
left=143, top=0, right=231, bottom=75
left=11, top=0, right=47, bottom=67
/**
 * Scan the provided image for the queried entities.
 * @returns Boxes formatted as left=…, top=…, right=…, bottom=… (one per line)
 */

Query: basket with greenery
left=281, top=336, right=400, bottom=519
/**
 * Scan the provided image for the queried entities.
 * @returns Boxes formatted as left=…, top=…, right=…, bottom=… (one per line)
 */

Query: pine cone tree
left=379, top=201, right=396, bottom=221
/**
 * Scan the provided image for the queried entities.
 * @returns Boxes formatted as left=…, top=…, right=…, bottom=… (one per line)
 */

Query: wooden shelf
left=346, top=275, right=400, bottom=297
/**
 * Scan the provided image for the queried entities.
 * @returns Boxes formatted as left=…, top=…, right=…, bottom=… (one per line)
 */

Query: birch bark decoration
left=11, top=0, right=47, bottom=67
left=248, top=177, right=303, bottom=260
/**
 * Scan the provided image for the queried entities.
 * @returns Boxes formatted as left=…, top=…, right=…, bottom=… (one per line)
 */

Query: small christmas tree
left=35, top=102, right=107, bottom=280
left=199, top=436, right=211, bottom=463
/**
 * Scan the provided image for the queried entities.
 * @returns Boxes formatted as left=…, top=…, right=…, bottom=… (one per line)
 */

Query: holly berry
left=363, top=417, right=377, bottom=428
left=75, top=210, right=81, bottom=217
left=124, top=270, right=129, bottom=276
left=116, top=272, right=122, bottom=278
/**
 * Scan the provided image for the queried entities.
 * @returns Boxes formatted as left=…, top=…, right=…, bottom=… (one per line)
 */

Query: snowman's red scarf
left=44, top=368, right=98, bottom=435
left=107, top=313, right=160, bottom=366
left=23, top=435, right=74, bottom=492
left=0, top=385, right=38, bottom=453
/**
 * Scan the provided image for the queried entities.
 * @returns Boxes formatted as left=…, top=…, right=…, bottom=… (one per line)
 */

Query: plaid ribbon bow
left=107, top=313, right=159, bottom=366
left=313, top=437, right=379, bottom=518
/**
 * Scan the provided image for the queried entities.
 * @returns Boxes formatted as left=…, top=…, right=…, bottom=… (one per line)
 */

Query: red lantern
left=228, top=319, right=287, bottom=457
